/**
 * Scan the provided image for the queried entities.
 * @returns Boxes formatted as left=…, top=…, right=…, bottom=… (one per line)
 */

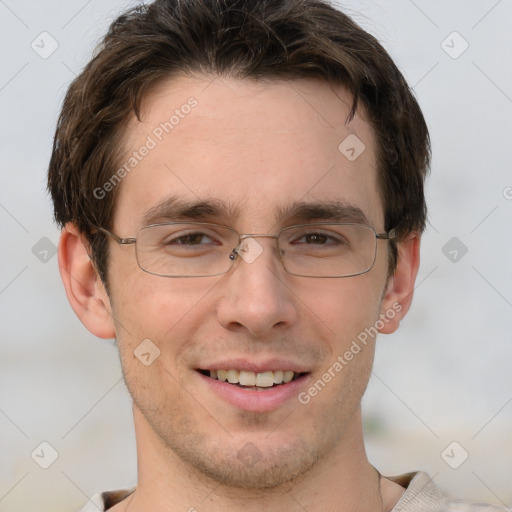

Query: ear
left=58, top=223, right=115, bottom=339
left=378, top=233, right=421, bottom=334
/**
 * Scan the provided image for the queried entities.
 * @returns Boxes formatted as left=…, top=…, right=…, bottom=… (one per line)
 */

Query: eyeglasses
left=94, top=222, right=396, bottom=278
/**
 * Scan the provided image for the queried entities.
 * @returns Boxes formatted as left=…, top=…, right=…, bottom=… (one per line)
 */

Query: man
left=47, top=0, right=508, bottom=510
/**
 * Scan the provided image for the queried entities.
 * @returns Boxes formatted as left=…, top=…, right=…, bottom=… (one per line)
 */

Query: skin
left=59, top=75, right=420, bottom=511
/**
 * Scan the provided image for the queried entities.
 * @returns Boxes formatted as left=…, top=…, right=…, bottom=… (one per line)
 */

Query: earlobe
left=378, top=233, right=421, bottom=335
left=58, top=223, right=115, bottom=339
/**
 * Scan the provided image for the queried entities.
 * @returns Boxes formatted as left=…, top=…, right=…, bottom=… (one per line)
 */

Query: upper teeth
left=210, top=369, right=295, bottom=386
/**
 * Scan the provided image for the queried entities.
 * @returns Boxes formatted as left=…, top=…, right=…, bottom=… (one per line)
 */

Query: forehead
left=113, top=74, right=382, bottom=231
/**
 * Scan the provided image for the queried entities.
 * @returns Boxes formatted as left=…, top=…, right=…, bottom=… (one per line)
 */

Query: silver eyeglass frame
left=92, top=222, right=397, bottom=278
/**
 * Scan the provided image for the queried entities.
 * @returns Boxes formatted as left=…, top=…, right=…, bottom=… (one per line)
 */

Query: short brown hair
left=48, top=0, right=430, bottom=286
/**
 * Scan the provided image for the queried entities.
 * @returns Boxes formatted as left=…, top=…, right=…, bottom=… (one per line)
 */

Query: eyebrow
left=275, top=201, right=369, bottom=225
left=140, top=196, right=369, bottom=227
left=141, top=196, right=243, bottom=226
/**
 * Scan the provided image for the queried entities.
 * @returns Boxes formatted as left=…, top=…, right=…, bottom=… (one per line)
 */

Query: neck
left=119, top=406, right=403, bottom=512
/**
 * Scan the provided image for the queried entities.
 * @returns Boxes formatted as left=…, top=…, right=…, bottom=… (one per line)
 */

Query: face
left=99, top=75, right=402, bottom=488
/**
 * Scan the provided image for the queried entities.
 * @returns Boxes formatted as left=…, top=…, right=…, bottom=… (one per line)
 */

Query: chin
left=173, top=436, right=322, bottom=491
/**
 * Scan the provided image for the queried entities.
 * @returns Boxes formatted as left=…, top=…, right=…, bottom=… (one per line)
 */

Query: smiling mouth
left=197, top=369, right=308, bottom=390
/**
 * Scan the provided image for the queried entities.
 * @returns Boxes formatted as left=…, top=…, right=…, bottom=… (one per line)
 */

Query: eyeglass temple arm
left=376, top=228, right=397, bottom=240
left=91, top=225, right=136, bottom=245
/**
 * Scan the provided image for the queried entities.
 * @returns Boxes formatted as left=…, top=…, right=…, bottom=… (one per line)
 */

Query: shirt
left=78, top=472, right=510, bottom=511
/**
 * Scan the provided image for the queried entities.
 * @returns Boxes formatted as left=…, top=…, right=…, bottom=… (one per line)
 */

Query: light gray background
left=1, top=1, right=511, bottom=511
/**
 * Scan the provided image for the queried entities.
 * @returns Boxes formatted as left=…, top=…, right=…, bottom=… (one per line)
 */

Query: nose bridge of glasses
left=231, top=233, right=281, bottom=263
left=237, top=232, right=280, bottom=248
left=238, top=233, right=279, bottom=242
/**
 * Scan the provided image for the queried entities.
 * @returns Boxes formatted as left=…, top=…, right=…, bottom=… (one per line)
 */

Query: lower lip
left=196, top=371, right=310, bottom=412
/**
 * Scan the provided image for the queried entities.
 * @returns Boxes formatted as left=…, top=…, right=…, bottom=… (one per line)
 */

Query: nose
left=215, top=236, right=299, bottom=337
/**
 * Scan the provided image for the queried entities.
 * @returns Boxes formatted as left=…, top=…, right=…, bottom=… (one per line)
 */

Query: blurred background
left=1, top=0, right=511, bottom=510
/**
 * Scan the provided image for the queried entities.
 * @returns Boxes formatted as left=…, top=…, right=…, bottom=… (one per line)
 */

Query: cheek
left=298, top=276, right=384, bottom=344
left=109, top=269, right=215, bottom=359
